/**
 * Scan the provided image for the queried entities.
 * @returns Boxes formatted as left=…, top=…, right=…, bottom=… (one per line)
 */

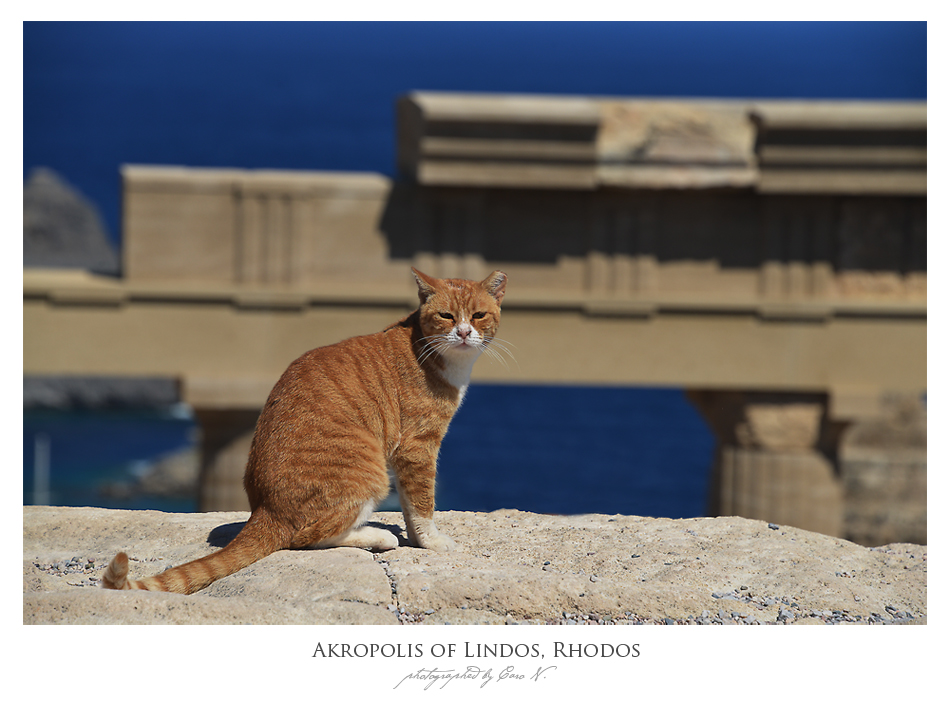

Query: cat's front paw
left=420, top=532, right=457, bottom=552
left=408, top=525, right=458, bottom=552
left=404, top=514, right=458, bottom=552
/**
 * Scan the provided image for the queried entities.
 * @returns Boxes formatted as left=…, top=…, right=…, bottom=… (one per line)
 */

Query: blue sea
left=23, top=407, right=200, bottom=513
left=23, top=384, right=715, bottom=519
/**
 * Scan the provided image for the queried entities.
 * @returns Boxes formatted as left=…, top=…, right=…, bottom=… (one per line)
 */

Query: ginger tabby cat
left=101, top=268, right=507, bottom=594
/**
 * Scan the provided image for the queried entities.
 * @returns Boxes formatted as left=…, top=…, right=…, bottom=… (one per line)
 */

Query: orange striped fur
left=101, top=268, right=507, bottom=595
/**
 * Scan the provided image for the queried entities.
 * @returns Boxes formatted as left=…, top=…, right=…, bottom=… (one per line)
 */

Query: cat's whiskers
left=416, top=335, right=456, bottom=367
left=482, top=336, right=518, bottom=371
left=416, top=334, right=444, bottom=351
left=417, top=330, right=516, bottom=373
left=482, top=346, right=510, bottom=370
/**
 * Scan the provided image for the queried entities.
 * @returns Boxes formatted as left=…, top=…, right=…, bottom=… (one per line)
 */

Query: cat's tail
left=100, top=510, right=287, bottom=595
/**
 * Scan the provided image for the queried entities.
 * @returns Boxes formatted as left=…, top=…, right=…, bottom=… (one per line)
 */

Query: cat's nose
left=457, top=324, right=472, bottom=339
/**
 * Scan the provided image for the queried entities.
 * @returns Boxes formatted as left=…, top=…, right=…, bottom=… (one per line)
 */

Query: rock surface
left=23, top=506, right=926, bottom=625
left=23, top=375, right=182, bottom=410
left=23, top=167, right=119, bottom=274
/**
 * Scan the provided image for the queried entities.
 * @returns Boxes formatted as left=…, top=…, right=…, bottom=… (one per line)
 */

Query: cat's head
left=412, top=268, right=507, bottom=362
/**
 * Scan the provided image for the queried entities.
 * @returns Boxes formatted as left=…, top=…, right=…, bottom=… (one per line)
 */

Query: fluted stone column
left=838, top=395, right=927, bottom=546
left=687, top=390, right=847, bottom=537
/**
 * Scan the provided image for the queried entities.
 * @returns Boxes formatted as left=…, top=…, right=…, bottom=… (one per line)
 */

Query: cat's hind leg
left=309, top=499, right=399, bottom=551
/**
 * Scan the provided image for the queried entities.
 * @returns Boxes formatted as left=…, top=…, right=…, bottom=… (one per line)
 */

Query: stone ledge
left=23, top=506, right=925, bottom=625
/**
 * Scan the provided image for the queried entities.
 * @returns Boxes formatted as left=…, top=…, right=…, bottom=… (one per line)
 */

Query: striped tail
left=101, top=511, right=286, bottom=595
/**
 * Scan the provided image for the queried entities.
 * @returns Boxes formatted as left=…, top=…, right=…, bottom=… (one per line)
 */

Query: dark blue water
left=23, top=408, right=198, bottom=513
left=439, top=384, right=715, bottom=518
left=22, top=385, right=714, bottom=518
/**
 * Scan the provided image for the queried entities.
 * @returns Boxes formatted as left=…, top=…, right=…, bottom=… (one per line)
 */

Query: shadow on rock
left=205, top=519, right=405, bottom=549
left=207, top=521, right=246, bottom=548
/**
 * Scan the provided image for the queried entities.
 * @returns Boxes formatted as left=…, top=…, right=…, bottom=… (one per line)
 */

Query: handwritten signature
left=395, top=665, right=556, bottom=690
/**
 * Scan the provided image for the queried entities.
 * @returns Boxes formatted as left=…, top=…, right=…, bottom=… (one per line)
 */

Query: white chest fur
left=440, top=352, right=478, bottom=401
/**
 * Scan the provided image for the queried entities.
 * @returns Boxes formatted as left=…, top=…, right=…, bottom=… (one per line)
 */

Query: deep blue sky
left=24, top=21, right=927, bottom=245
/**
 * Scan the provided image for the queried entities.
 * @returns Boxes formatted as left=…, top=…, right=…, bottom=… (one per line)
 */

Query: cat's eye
left=472, top=312, right=487, bottom=320
left=439, top=312, right=455, bottom=321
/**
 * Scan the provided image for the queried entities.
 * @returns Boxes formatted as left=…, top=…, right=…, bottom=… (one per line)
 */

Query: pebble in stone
left=33, top=556, right=108, bottom=586
left=712, top=591, right=739, bottom=600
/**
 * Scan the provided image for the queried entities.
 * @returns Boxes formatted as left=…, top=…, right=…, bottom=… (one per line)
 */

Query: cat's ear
left=412, top=268, right=440, bottom=305
left=481, top=270, right=507, bottom=305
